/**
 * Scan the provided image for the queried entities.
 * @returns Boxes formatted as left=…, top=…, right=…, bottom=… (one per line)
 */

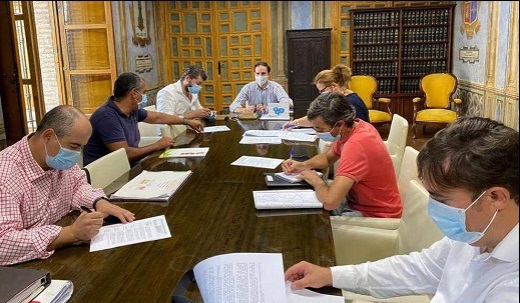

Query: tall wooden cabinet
left=349, top=4, right=455, bottom=122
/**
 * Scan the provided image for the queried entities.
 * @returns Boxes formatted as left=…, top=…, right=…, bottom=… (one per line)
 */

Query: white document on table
left=31, top=280, right=73, bottom=303
left=204, top=125, right=230, bottom=133
left=253, top=189, right=323, bottom=209
left=110, top=170, right=191, bottom=200
left=160, top=147, right=209, bottom=158
left=239, top=136, right=282, bottom=145
left=243, top=130, right=283, bottom=137
left=286, top=282, right=344, bottom=303
left=279, top=131, right=317, bottom=142
left=90, top=215, right=171, bottom=252
left=194, top=253, right=288, bottom=303
left=290, top=128, right=316, bottom=135
left=231, top=156, right=284, bottom=169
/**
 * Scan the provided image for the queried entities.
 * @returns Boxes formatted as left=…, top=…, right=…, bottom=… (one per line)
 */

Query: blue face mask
left=45, top=132, right=81, bottom=170
left=138, top=94, right=148, bottom=109
left=428, top=190, right=498, bottom=244
left=315, top=123, right=342, bottom=142
left=188, top=83, right=202, bottom=94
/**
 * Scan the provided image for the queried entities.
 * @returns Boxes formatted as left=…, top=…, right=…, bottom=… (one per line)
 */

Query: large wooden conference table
left=15, top=119, right=339, bottom=302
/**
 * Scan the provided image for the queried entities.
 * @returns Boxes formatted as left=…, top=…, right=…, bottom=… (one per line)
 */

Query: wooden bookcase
left=350, top=4, right=455, bottom=122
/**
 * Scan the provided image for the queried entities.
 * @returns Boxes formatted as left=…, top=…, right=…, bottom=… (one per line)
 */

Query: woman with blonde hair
left=283, top=64, right=369, bottom=129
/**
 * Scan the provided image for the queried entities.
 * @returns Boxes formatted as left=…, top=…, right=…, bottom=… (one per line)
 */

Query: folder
left=0, top=266, right=51, bottom=303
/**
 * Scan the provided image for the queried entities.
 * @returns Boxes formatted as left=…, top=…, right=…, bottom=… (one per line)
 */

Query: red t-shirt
left=332, top=119, right=402, bottom=218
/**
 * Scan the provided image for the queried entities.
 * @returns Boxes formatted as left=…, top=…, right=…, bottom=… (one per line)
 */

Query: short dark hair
left=307, top=92, right=356, bottom=127
left=418, top=116, right=519, bottom=204
left=181, top=65, right=207, bottom=81
left=113, top=72, right=145, bottom=98
left=254, top=61, right=271, bottom=73
left=35, top=105, right=86, bottom=138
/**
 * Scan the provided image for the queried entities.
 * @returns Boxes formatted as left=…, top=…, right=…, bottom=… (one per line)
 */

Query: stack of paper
left=30, top=280, right=73, bottom=303
left=203, top=125, right=230, bottom=133
left=252, top=189, right=323, bottom=209
left=110, top=170, right=192, bottom=201
left=159, top=147, right=209, bottom=158
left=279, top=131, right=317, bottom=142
left=231, top=156, right=284, bottom=169
left=243, top=130, right=283, bottom=137
left=274, top=172, right=322, bottom=183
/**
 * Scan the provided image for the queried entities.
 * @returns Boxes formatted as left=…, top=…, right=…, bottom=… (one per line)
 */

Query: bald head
left=35, top=105, right=89, bottom=138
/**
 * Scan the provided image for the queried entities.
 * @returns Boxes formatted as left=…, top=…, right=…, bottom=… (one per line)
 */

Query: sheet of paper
left=239, top=136, right=282, bottom=145
left=253, top=189, right=323, bottom=209
left=290, top=128, right=316, bottom=134
left=279, top=131, right=317, bottom=142
left=286, top=282, right=344, bottom=303
left=111, top=170, right=191, bottom=200
left=274, top=172, right=322, bottom=183
left=204, top=125, right=231, bottom=133
left=243, top=130, right=283, bottom=137
left=259, top=103, right=290, bottom=120
left=31, top=280, right=73, bottom=303
left=90, top=215, right=171, bottom=252
left=231, top=156, right=284, bottom=169
left=159, top=147, right=209, bottom=158
left=194, top=253, right=288, bottom=303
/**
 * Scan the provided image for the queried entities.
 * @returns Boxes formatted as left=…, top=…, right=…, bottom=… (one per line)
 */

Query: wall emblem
left=460, top=1, right=481, bottom=39
left=130, top=1, right=151, bottom=46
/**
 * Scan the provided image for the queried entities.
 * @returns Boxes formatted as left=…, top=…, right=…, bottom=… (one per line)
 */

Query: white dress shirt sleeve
left=230, top=84, right=250, bottom=113
left=331, top=238, right=449, bottom=298
left=156, top=87, right=177, bottom=115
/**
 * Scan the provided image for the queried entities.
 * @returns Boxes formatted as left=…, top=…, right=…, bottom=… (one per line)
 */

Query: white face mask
left=255, top=75, right=268, bottom=87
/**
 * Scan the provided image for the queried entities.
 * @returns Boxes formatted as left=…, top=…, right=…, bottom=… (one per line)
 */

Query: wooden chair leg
left=413, top=123, right=418, bottom=139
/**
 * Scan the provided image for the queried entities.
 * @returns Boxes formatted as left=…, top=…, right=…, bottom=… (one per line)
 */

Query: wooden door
left=286, top=29, right=331, bottom=115
left=162, top=1, right=271, bottom=111
left=56, top=1, right=117, bottom=114
left=0, top=1, right=27, bottom=144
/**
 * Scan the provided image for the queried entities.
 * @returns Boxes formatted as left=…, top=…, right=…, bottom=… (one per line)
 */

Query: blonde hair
left=313, top=64, right=352, bottom=89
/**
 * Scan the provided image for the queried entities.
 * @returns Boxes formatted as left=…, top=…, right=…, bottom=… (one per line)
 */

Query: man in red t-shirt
left=282, top=92, right=402, bottom=218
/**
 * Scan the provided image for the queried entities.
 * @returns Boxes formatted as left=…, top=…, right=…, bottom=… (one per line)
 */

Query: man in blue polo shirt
left=83, top=72, right=203, bottom=166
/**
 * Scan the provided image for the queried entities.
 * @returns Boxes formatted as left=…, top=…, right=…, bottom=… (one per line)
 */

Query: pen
left=289, top=148, right=294, bottom=160
left=80, top=206, right=93, bottom=213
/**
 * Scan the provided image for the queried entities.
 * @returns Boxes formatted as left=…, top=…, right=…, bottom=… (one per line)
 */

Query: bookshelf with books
left=350, top=4, right=455, bottom=122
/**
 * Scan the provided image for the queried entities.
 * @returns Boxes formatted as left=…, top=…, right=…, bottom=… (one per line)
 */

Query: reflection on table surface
left=14, top=120, right=339, bottom=302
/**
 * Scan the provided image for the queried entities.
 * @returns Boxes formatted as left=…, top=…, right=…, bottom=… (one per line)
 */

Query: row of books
left=352, top=9, right=449, bottom=28
left=402, top=44, right=447, bottom=59
left=352, top=28, right=399, bottom=44
left=353, top=45, right=399, bottom=60
left=402, top=27, right=448, bottom=43
left=352, top=62, right=398, bottom=77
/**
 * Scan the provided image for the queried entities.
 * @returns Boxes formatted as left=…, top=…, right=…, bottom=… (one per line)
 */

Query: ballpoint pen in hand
left=289, top=148, right=294, bottom=160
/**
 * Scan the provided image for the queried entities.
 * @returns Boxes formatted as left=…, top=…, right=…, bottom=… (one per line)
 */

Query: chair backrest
left=421, top=73, right=457, bottom=109
left=395, top=180, right=444, bottom=255
left=161, top=124, right=187, bottom=139
left=384, top=114, right=409, bottom=177
left=83, top=148, right=130, bottom=189
left=398, top=146, right=420, bottom=201
left=349, top=75, right=377, bottom=109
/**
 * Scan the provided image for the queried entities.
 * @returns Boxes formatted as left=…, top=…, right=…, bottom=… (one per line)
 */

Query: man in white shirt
left=285, top=116, right=519, bottom=303
left=229, top=62, right=293, bottom=114
left=156, top=66, right=212, bottom=120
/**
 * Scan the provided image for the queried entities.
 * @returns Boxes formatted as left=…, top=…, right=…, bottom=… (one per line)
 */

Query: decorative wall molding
left=506, top=2, right=519, bottom=93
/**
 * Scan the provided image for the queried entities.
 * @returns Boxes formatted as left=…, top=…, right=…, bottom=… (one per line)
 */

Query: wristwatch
left=180, top=115, right=188, bottom=125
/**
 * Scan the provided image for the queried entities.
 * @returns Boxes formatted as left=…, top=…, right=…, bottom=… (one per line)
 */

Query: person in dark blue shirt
left=83, top=72, right=204, bottom=166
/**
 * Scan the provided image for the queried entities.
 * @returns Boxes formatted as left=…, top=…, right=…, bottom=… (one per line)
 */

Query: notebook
left=0, top=266, right=51, bottom=303
left=273, top=172, right=323, bottom=183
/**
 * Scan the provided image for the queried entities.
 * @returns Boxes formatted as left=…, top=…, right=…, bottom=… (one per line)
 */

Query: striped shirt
left=0, top=135, right=105, bottom=265
left=229, top=80, right=293, bottom=113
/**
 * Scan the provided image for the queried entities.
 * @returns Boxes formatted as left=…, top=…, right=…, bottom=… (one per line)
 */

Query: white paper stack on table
left=231, top=156, right=284, bottom=169
left=110, top=170, right=192, bottom=201
left=203, top=125, right=230, bottom=133
left=190, top=253, right=342, bottom=303
left=159, top=147, right=209, bottom=158
left=274, top=172, right=323, bottom=183
left=30, top=280, right=73, bottom=303
left=253, top=189, right=323, bottom=209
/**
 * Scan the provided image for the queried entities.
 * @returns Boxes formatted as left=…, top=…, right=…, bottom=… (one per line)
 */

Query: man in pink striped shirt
left=0, top=105, right=135, bottom=265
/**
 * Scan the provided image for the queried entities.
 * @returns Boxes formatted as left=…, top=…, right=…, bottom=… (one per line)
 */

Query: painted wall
left=112, top=1, right=162, bottom=105
left=452, top=1, right=518, bottom=130
left=291, top=1, right=312, bottom=29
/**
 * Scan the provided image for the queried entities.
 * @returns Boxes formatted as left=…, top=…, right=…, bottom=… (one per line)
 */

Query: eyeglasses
left=318, top=86, right=331, bottom=94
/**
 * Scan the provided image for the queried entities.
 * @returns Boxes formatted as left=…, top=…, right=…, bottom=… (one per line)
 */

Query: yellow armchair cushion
left=369, top=110, right=392, bottom=123
left=416, top=109, right=456, bottom=123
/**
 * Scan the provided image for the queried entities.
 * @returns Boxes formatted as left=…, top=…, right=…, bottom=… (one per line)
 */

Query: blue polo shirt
left=83, top=97, right=148, bottom=166
left=347, top=93, right=370, bottom=123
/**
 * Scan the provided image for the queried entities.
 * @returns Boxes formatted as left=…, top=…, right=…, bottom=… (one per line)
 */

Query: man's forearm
left=47, top=226, right=78, bottom=251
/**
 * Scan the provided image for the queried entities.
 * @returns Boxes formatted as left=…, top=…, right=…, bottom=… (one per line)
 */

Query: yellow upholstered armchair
left=349, top=75, right=392, bottom=127
left=412, top=73, right=462, bottom=138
